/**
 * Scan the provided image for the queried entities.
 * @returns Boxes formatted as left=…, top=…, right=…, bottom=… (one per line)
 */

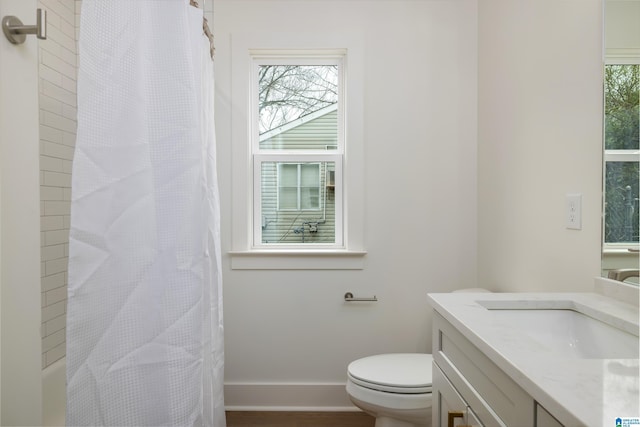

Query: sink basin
left=483, top=308, right=639, bottom=359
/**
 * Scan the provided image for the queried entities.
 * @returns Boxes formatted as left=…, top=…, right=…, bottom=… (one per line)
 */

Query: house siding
left=260, top=109, right=338, bottom=244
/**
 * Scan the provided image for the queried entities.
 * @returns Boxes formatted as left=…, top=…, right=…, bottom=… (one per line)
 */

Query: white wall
left=0, top=0, right=44, bottom=424
left=215, top=0, right=478, bottom=408
left=477, top=0, right=604, bottom=293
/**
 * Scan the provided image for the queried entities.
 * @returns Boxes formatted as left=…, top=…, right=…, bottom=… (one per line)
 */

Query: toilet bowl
left=346, top=289, right=491, bottom=427
left=346, top=353, right=433, bottom=427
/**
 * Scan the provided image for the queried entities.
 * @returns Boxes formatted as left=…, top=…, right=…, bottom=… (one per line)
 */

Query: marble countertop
left=427, top=289, right=639, bottom=427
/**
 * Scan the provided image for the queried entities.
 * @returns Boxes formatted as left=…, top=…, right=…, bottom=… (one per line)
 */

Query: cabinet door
left=433, top=364, right=484, bottom=427
left=536, top=404, right=563, bottom=427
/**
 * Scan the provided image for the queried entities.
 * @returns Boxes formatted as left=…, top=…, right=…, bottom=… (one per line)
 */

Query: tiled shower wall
left=38, top=0, right=79, bottom=368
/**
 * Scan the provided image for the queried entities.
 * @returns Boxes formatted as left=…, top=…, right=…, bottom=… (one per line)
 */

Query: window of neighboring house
left=277, top=163, right=321, bottom=211
left=603, top=62, right=639, bottom=250
left=253, top=56, right=343, bottom=248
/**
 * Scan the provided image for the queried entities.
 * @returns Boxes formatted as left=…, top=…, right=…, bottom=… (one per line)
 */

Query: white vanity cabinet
left=432, top=311, right=562, bottom=427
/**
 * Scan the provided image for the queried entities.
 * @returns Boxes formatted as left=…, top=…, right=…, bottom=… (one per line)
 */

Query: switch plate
left=566, top=193, right=582, bottom=230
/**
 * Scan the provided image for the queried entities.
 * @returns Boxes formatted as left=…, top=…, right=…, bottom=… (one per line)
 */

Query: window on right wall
left=603, top=62, right=639, bottom=250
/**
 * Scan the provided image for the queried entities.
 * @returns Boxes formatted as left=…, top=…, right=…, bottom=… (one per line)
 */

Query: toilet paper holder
left=344, top=292, right=378, bottom=302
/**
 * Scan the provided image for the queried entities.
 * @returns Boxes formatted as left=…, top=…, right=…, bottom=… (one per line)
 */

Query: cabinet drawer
left=433, top=311, right=534, bottom=427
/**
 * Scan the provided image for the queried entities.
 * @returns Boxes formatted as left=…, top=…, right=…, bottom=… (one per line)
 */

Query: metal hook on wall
left=2, top=9, right=47, bottom=44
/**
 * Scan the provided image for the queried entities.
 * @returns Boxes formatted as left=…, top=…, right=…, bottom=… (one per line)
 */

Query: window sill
left=229, top=249, right=367, bottom=270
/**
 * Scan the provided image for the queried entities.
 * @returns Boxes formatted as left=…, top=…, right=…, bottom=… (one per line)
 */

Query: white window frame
left=252, top=55, right=344, bottom=250
left=228, top=32, right=366, bottom=269
left=602, top=56, right=640, bottom=253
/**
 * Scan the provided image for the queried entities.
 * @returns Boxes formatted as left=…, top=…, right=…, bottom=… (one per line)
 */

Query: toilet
left=346, top=353, right=433, bottom=427
left=346, top=288, right=491, bottom=427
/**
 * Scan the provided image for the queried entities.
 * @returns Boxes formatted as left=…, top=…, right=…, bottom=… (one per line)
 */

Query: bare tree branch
left=258, top=65, right=338, bottom=133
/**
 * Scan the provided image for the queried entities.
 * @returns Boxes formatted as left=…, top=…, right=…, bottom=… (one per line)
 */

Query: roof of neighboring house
left=259, top=103, right=338, bottom=142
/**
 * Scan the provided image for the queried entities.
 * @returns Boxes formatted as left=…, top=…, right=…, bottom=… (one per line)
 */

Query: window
left=252, top=57, right=343, bottom=248
left=603, top=62, right=639, bottom=250
left=277, top=163, right=321, bottom=211
left=228, top=33, right=366, bottom=269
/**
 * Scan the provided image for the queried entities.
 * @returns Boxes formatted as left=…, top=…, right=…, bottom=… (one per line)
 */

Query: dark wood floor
left=225, top=411, right=375, bottom=427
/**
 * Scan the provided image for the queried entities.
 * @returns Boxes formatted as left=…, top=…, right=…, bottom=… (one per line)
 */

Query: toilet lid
left=347, top=353, right=433, bottom=394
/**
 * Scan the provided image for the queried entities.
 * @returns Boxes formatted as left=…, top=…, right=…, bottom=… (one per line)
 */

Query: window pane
left=605, top=64, right=639, bottom=150
left=604, top=161, right=639, bottom=244
left=300, top=164, right=320, bottom=209
left=300, top=163, right=320, bottom=186
left=279, top=163, right=298, bottom=186
left=301, top=187, right=320, bottom=210
left=279, top=188, right=298, bottom=210
left=261, top=161, right=336, bottom=244
left=258, top=65, right=338, bottom=150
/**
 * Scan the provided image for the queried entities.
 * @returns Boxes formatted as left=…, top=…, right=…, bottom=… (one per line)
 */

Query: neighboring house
left=259, top=104, right=338, bottom=244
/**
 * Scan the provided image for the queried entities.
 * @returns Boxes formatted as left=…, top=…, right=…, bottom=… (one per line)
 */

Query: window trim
left=229, top=32, right=366, bottom=269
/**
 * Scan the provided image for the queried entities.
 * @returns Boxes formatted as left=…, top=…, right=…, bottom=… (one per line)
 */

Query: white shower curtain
left=67, top=1, right=225, bottom=425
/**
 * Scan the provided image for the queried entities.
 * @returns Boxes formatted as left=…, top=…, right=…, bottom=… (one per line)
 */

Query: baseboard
left=224, top=382, right=359, bottom=411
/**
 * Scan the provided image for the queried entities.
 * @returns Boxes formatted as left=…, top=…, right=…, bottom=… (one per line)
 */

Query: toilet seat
left=347, top=353, right=433, bottom=394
